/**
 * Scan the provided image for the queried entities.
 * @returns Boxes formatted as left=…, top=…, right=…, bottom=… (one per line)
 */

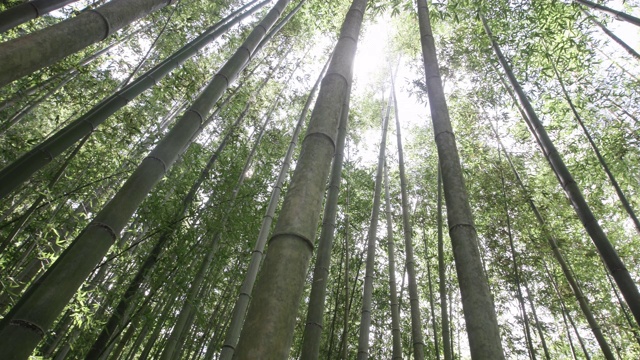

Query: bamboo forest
left=1, top=0, right=640, bottom=358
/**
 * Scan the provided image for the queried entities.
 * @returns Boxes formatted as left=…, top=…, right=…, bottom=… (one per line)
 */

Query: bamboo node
left=91, top=222, right=118, bottom=241
left=434, top=129, right=455, bottom=142
left=87, top=10, right=112, bottom=40
left=268, top=231, right=314, bottom=251
left=37, top=147, right=54, bottom=161
left=186, top=109, right=204, bottom=124
left=145, top=155, right=167, bottom=172
left=81, top=119, right=96, bottom=132
left=339, top=34, right=358, bottom=44
left=448, top=222, right=476, bottom=234
left=29, top=2, right=41, bottom=17
left=324, top=71, right=349, bottom=89
left=215, top=72, right=230, bottom=87
left=10, top=319, right=45, bottom=337
left=255, top=24, right=268, bottom=36
left=303, top=131, right=336, bottom=153
left=145, top=73, right=159, bottom=86
left=306, top=321, right=323, bottom=329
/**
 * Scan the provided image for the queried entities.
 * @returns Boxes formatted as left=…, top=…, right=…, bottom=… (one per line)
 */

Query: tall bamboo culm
left=417, top=1, right=505, bottom=358
left=383, top=160, right=403, bottom=359
left=391, top=73, right=425, bottom=360
left=234, top=0, right=369, bottom=356
left=300, top=79, right=351, bottom=359
left=218, top=52, right=330, bottom=360
left=357, top=91, right=391, bottom=360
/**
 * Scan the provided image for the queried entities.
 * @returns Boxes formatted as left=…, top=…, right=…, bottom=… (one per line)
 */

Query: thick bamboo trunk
left=0, top=0, right=176, bottom=86
left=0, top=24, right=140, bottom=113
left=218, top=50, right=328, bottom=360
left=483, top=14, right=640, bottom=329
left=418, top=3, right=504, bottom=359
left=300, top=79, right=350, bottom=359
left=234, top=0, right=367, bottom=356
left=0, top=0, right=269, bottom=199
left=0, top=0, right=79, bottom=33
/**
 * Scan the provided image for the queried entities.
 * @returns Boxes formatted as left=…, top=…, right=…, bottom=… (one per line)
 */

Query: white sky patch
left=351, top=15, right=431, bottom=168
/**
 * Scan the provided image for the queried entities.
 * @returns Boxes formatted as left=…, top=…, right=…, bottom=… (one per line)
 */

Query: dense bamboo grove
left=0, top=0, right=639, bottom=358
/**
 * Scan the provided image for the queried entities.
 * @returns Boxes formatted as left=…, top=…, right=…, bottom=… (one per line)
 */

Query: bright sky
left=351, top=15, right=429, bottom=168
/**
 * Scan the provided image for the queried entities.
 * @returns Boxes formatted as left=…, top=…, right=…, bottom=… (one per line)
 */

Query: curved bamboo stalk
left=487, top=117, right=615, bottom=360
left=547, top=52, right=640, bottom=234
